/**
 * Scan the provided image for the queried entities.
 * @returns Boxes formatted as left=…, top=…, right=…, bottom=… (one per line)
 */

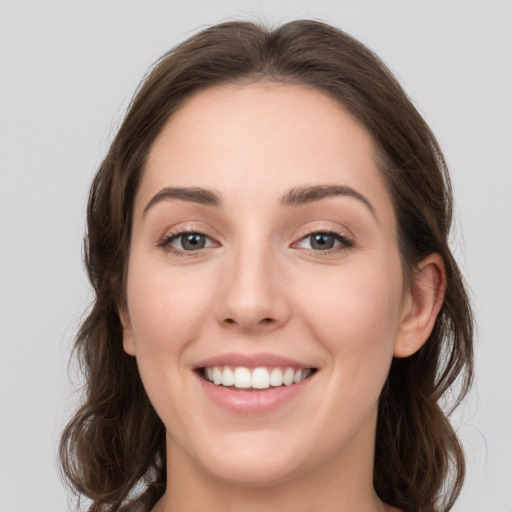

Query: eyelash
left=158, top=229, right=354, bottom=256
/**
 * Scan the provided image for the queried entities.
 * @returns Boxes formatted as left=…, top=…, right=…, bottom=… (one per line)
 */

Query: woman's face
left=122, top=83, right=414, bottom=486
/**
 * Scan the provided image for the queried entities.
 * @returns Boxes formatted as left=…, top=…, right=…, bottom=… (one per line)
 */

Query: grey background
left=1, top=1, right=511, bottom=511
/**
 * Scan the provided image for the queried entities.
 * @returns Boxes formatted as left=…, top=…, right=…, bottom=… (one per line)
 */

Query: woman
left=60, top=20, right=473, bottom=512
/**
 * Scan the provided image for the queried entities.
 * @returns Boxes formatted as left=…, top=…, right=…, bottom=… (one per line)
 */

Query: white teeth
left=212, top=366, right=222, bottom=385
left=233, top=367, right=252, bottom=388
left=222, top=367, right=234, bottom=386
left=270, top=367, right=283, bottom=386
left=283, top=368, right=295, bottom=386
left=251, top=367, right=270, bottom=389
left=203, top=365, right=313, bottom=389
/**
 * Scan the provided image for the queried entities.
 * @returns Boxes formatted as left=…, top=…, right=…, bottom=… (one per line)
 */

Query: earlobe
left=119, top=307, right=136, bottom=356
left=394, top=253, right=446, bottom=358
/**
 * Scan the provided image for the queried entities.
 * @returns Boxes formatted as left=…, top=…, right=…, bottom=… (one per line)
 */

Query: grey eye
left=178, top=233, right=207, bottom=250
left=294, top=231, right=353, bottom=252
left=162, top=230, right=218, bottom=254
left=309, top=233, right=336, bottom=250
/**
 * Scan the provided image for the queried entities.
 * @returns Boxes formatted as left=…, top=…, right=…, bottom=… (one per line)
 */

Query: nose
left=216, top=243, right=291, bottom=333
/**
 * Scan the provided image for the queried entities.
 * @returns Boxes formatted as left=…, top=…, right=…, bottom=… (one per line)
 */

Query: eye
left=161, top=231, right=217, bottom=253
left=294, top=231, right=353, bottom=252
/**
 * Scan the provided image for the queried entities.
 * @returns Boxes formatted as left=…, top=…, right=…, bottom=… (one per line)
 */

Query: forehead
left=138, top=82, right=394, bottom=223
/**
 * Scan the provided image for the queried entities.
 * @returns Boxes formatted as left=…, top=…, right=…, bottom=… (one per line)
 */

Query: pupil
left=182, top=233, right=205, bottom=250
left=311, top=233, right=334, bottom=250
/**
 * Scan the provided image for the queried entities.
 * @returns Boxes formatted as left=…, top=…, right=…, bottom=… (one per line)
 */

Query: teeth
left=222, top=367, right=234, bottom=386
left=283, top=368, right=294, bottom=386
left=251, top=367, right=269, bottom=389
left=212, top=367, right=222, bottom=385
left=270, top=367, right=283, bottom=387
left=203, top=366, right=313, bottom=389
left=233, top=367, right=252, bottom=388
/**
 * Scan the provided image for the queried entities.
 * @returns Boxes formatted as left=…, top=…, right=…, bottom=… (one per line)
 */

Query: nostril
left=221, top=314, right=282, bottom=329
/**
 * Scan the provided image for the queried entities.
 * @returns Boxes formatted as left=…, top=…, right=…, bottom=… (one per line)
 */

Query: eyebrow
left=143, top=186, right=221, bottom=215
left=143, top=183, right=376, bottom=218
left=280, top=184, right=376, bottom=217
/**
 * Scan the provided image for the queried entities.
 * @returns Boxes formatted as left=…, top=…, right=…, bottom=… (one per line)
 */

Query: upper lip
left=193, top=352, right=315, bottom=370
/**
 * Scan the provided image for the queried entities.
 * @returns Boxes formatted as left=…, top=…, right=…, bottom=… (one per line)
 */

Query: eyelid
left=157, top=220, right=217, bottom=242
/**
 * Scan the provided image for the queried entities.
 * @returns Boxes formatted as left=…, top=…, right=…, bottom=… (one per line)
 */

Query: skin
left=121, top=83, right=445, bottom=512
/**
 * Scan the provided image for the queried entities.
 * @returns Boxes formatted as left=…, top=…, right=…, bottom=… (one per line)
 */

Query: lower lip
left=195, top=371, right=315, bottom=414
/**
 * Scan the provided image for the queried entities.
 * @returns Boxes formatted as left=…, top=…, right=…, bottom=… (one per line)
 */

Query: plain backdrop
left=1, top=1, right=511, bottom=511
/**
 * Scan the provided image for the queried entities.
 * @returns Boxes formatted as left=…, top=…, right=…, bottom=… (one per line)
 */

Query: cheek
left=295, top=256, right=404, bottom=375
left=124, top=259, right=218, bottom=428
left=125, top=259, right=215, bottom=355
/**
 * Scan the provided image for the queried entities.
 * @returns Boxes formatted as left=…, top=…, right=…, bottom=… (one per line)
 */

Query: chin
left=192, top=430, right=311, bottom=487
left=204, top=455, right=303, bottom=488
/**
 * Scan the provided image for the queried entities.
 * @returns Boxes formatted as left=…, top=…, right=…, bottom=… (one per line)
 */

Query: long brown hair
left=60, top=20, right=474, bottom=512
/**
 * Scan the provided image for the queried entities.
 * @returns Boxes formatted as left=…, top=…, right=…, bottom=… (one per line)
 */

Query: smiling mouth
left=199, top=366, right=317, bottom=390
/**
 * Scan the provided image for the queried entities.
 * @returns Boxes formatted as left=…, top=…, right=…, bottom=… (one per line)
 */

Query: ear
left=394, top=253, right=446, bottom=358
left=119, top=306, right=136, bottom=356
